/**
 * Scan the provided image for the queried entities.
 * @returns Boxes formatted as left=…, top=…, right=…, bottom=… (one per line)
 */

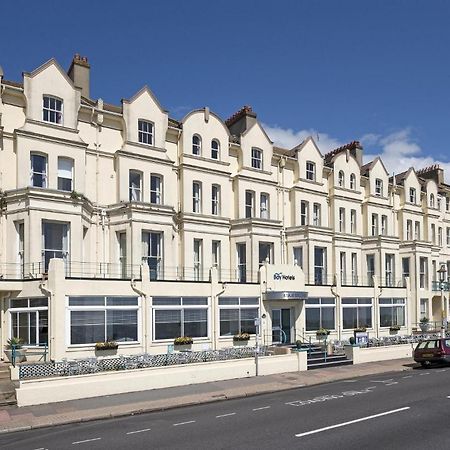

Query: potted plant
left=5, top=337, right=27, bottom=363
left=95, top=341, right=119, bottom=356
left=233, top=332, right=250, bottom=345
left=316, top=328, right=330, bottom=341
left=174, top=336, right=193, bottom=351
left=354, top=327, right=367, bottom=333
left=389, top=325, right=401, bottom=334
left=419, top=317, right=430, bottom=332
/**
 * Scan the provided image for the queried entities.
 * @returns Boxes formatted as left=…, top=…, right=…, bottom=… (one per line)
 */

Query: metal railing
left=431, top=281, right=450, bottom=292
left=0, top=262, right=44, bottom=280
left=18, top=346, right=269, bottom=380
left=10, top=343, right=48, bottom=367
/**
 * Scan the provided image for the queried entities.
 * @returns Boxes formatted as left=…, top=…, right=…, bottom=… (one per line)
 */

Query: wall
left=344, top=344, right=414, bottom=364
left=14, top=352, right=307, bottom=406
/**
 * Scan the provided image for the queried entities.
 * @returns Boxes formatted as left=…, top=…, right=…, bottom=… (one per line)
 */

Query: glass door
left=42, top=222, right=69, bottom=272
left=272, top=308, right=292, bottom=344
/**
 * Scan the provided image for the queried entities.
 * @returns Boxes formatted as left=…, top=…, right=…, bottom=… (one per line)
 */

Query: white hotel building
left=0, top=55, right=449, bottom=361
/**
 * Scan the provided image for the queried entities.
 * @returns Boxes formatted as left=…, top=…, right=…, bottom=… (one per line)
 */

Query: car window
left=417, top=342, right=428, bottom=349
left=444, top=340, right=450, bottom=348
left=426, top=340, right=438, bottom=349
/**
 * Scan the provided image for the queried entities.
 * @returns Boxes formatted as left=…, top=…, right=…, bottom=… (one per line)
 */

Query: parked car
left=414, top=338, right=450, bottom=367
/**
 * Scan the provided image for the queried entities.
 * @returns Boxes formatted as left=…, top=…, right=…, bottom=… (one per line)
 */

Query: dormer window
left=192, top=135, right=202, bottom=156
left=211, top=139, right=220, bottom=160
left=409, top=188, right=416, bottom=204
left=375, top=178, right=383, bottom=196
left=430, top=194, right=435, bottom=208
left=138, top=120, right=154, bottom=145
left=306, top=161, right=316, bottom=181
left=350, top=173, right=356, bottom=190
left=43, top=96, right=63, bottom=124
left=338, top=170, right=345, bottom=187
left=251, top=148, right=262, bottom=169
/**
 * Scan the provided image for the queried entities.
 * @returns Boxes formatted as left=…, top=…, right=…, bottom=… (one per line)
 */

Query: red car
left=414, top=338, right=450, bottom=367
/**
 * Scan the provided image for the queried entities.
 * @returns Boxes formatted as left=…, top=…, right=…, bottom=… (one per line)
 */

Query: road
left=1, top=365, right=450, bottom=449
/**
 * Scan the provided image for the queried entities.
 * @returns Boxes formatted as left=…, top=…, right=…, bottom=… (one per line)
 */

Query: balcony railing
left=431, top=280, right=450, bottom=292
left=0, top=262, right=44, bottom=280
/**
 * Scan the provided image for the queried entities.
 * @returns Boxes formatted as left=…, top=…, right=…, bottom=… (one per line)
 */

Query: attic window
left=251, top=148, right=262, bottom=170
left=409, top=188, right=416, bottom=204
left=375, top=178, right=383, bottom=196
left=306, top=161, right=316, bottom=181
left=43, top=96, right=63, bottom=124
left=138, top=120, right=154, bottom=145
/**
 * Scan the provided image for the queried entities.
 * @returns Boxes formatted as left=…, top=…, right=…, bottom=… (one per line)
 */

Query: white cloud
left=264, top=123, right=450, bottom=183
left=262, top=123, right=343, bottom=154
left=362, top=128, right=450, bottom=182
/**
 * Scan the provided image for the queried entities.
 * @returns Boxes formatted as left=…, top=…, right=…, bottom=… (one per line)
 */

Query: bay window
left=10, top=298, right=48, bottom=346
left=219, top=297, right=258, bottom=336
left=31, top=153, right=47, bottom=188
left=129, top=170, right=142, bottom=201
left=69, top=296, right=139, bottom=345
left=150, top=174, right=163, bottom=204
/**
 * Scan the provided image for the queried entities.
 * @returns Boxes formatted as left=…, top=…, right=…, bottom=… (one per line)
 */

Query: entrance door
left=272, top=308, right=291, bottom=344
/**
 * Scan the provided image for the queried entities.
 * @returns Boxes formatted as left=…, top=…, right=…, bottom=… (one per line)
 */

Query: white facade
left=0, top=55, right=449, bottom=361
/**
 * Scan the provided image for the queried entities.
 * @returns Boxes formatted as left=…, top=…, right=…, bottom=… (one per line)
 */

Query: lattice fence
left=18, top=346, right=269, bottom=380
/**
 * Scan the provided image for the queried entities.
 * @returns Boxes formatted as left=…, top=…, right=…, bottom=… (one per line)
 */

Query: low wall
left=15, top=352, right=307, bottom=407
left=344, top=344, right=414, bottom=365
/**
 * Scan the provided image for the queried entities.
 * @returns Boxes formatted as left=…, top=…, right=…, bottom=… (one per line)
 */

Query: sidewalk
left=0, top=358, right=414, bottom=434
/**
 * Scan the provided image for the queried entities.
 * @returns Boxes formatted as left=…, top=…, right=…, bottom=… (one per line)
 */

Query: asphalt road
left=1, top=365, right=450, bottom=450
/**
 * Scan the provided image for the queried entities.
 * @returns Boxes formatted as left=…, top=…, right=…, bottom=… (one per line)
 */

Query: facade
left=0, top=55, right=449, bottom=361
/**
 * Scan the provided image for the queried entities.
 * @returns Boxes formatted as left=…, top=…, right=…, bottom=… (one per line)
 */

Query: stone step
left=307, top=359, right=353, bottom=370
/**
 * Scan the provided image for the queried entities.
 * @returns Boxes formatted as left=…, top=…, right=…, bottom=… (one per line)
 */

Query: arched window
left=211, top=139, right=220, bottom=160
left=192, top=135, right=202, bottom=156
left=338, top=170, right=345, bottom=187
left=430, top=194, right=435, bottom=208
left=350, top=173, right=356, bottom=190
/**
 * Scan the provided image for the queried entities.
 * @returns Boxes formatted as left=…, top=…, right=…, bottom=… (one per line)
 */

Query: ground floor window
left=305, top=297, right=335, bottom=331
left=10, top=298, right=48, bottom=346
left=69, top=296, right=139, bottom=345
left=379, top=298, right=406, bottom=327
left=153, top=297, right=208, bottom=340
left=219, top=297, right=259, bottom=336
left=342, top=298, right=372, bottom=329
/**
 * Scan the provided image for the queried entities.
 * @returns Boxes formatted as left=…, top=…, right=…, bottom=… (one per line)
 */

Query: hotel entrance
left=271, top=308, right=292, bottom=344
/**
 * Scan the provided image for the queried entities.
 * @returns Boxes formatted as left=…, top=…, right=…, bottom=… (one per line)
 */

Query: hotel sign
left=273, top=272, right=296, bottom=281
left=265, top=291, right=308, bottom=301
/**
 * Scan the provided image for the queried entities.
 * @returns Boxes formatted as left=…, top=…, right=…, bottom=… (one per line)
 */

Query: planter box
left=419, top=323, right=430, bottom=332
left=95, top=348, right=118, bottom=357
left=4, top=348, right=27, bottom=363
left=174, top=344, right=192, bottom=352
left=233, top=340, right=249, bottom=346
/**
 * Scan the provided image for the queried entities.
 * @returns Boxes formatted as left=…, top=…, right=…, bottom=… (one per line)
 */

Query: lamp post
left=437, top=264, right=447, bottom=338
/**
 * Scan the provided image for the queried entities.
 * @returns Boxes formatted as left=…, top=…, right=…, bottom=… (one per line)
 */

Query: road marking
left=419, top=372, right=430, bottom=376
left=341, top=380, right=358, bottom=383
left=173, top=420, right=196, bottom=426
left=402, top=375, right=413, bottom=378
left=72, top=438, right=101, bottom=445
left=446, top=396, right=450, bottom=398
left=295, top=407, right=410, bottom=438
left=216, top=412, right=236, bottom=418
left=437, top=369, right=446, bottom=372
left=126, top=428, right=151, bottom=435
left=253, top=406, right=271, bottom=411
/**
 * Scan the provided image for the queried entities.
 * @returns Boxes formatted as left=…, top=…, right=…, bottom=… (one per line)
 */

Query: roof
left=2, top=79, right=23, bottom=88
left=324, top=141, right=362, bottom=166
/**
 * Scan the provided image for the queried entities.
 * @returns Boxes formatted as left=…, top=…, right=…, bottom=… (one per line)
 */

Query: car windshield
left=417, top=340, right=438, bottom=349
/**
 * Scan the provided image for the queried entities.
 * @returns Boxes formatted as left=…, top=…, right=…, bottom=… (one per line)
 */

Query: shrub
left=6, top=337, right=23, bottom=349
left=174, top=336, right=193, bottom=345
left=95, top=341, right=119, bottom=350
left=233, top=333, right=250, bottom=341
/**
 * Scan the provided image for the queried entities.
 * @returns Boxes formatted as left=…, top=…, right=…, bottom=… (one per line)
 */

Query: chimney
left=225, top=106, right=257, bottom=136
left=68, top=54, right=90, bottom=99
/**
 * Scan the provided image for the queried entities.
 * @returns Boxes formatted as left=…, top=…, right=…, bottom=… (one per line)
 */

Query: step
left=307, top=355, right=349, bottom=364
left=307, top=359, right=353, bottom=370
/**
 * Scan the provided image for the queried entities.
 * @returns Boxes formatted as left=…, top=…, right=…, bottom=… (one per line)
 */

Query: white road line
left=72, top=438, right=102, bottom=445
left=446, top=396, right=450, bottom=398
left=173, top=420, right=196, bottom=426
left=253, top=406, right=271, bottom=411
left=126, top=428, right=151, bottom=435
left=437, top=369, right=447, bottom=372
left=402, top=375, right=413, bottom=378
left=216, top=412, right=236, bottom=418
left=294, top=407, right=410, bottom=438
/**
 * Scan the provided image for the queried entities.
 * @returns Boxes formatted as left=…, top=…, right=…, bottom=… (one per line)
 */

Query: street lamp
left=437, top=264, right=447, bottom=338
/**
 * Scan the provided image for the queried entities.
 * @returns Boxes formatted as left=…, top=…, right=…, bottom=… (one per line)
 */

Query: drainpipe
left=213, top=282, right=226, bottom=351
left=1, top=291, right=11, bottom=359
left=131, top=273, right=148, bottom=352
left=331, top=276, right=341, bottom=340
left=279, top=157, right=287, bottom=264
left=39, top=279, right=53, bottom=359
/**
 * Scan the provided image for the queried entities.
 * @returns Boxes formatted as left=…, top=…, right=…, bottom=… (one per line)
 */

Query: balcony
left=431, top=280, right=450, bottom=292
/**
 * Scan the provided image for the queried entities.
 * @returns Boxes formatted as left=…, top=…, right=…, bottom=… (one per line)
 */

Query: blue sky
left=1, top=0, right=450, bottom=177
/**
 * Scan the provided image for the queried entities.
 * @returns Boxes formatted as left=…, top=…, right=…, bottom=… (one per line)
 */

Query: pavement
left=0, top=358, right=415, bottom=435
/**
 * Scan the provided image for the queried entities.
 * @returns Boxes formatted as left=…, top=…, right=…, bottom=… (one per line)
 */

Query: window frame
left=43, top=95, right=63, bottom=125
left=375, top=178, right=383, bottom=196
left=150, top=174, right=163, bottom=205
left=211, top=184, right=221, bottom=216
left=192, top=134, right=202, bottom=156
left=342, top=297, right=373, bottom=329
left=129, top=170, right=142, bottom=202
left=305, top=297, right=335, bottom=332
left=138, top=119, right=154, bottom=146
left=219, top=297, right=259, bottom=337
left=379, top=298, right=406, bottom=328
left=251, top=148, right=263, bottom=170
left=211, top=139, right=220, bottom=160
left=30, top=153, right=48, bottom=188
left=57, top=157, right=74, bottom=192
left=306, top=161, right=316, bottom=181
left=193, top=181, right=202, bottom=213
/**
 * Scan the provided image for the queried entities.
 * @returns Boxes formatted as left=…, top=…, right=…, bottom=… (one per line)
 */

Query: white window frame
left=10, top=298, right=48, bottom=347
left=339, top=207, right=345, bottom=233
left=150, top=174, right=163, bottom=205
left=211, top=139, right=220, bottom=160
left=300, top=200, right=309, bottom=226
left=129, top=170, right=142, bottom=202
left=192, top=135, right=202, bottom=156
left=218, top=297, right=259, bottom=337
left=251, top=148, right=262, bottom=170
left=138, top=119, right=154, bottom=146
left=313, top=203, right=321, bottom=226
left=30, top=153, right=48, bottom=188
left=193, top=238, right=203, bottom=281
left=260, top=193, right=269, bottom=219
left=212, top=184, right=220, bottom=216
left=306, top=161, right=316, bottom=181
left=57, top=157, right=74, bottom=192
left=409, top=188, right=416, bottom=204
left=338, top=170, right=345, bottom=187
left=193, top=182, right=202, bottom=213
left=350, top=173, right=356, bottom=190
left=43, top=95, right=63, bottom=125
left=245, top=190, right=255, bottom=218
left=375, top=178, right=383, bottom=196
